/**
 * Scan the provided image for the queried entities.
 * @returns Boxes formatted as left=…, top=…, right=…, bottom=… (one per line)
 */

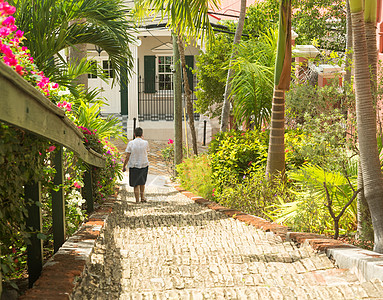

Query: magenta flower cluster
left=0, top=0, right=59, bottom=97
left=57, top=100, right=72, bottom=112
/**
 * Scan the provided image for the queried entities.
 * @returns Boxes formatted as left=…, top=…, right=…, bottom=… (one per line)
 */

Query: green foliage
left=176, top=154, right=214, bottom=200
left=270, top=164, right=357, bottom=235
left=0, top=123, right=51, bottom=283
left=290, top=111, right=352, bottom=172
left=292, top=0, right=346, bottom=51
left=10, top=0, right=135, bottom=85
left=72, top=100, right=126, bottom=142
left=161, top=139, right=187, bottom=178
left=231, top=29, right=276, bottom=128
left=194, top=1, right=278, bottom=119
left=209, top=130, right=269, bottom=193
left=243, top=1, right=279, bottom=38
left=217, top=168, right=291, bottom=220
left=286, top=79, right=354, bottom=124
left=194, top=34, right=232, bottom=118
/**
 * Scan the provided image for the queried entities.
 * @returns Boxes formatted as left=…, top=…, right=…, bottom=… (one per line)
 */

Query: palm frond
left=10, top=0, right=135, bottom=84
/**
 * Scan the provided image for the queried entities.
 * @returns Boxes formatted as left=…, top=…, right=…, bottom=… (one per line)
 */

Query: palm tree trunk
left=173, top=33, right=183, bottom=173
left=357, top=163, right=374, bottom=240
left=345, top=0, right=352, bottom=84
left=177, top=34, right=198, bottom=155
left=356, top=1, right=377, bottom=241
left=350, top=3, right=383, bottom=253
left=68, top=19, right=88, bottom=90
left=220, top=0, right=247, bottom=132
left=265, top=0, right=291, bottom=178
left=266, top=88, right=286, bottom=177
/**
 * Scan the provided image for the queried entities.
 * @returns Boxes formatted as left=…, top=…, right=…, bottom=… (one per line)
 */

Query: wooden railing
left=0, top=62, right=106, bottom=290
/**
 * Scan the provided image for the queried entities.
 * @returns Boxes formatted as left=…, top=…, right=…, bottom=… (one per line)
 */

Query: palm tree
left=349, top=0, right=383, bottom=253
left=265, top=0, right=292, bottom=178
left=10, top=0, right=135, bottom=89
left=220, top=0, right=247, bottom=132
left=134, top=0, right=220, bottom=155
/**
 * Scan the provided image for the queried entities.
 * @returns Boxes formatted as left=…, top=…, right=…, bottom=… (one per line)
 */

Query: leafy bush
left=217, top=168, right=291, bottom=220
left=209, top=130, right=269, bottom=193
left=290, top=111, right=352, bottom=172
left=270, top=164, right=357, bottom=235
left=161, top=139, right=188, bottom=178
left=176, top=154, right=214, bottom=200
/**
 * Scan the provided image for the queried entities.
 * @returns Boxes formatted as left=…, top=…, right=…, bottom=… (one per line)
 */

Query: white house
left=86, top=0, right=256, bottom=141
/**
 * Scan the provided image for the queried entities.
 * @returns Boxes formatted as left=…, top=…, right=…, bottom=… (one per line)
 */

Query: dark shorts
left=129, top=166, right=149, bottom=187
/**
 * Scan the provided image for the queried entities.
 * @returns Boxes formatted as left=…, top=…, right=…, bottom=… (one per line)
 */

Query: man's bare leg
left=140, top=185, right=146, bottom=202
left=134, top=186, right=140, bottom=203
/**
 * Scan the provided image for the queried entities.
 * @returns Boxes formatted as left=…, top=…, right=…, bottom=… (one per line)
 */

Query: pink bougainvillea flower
left=52, top=83, right=59, bottom=89
left=2, top=16, right=15, bottom=26
left=14, top=29, right=23, bottom=38
left=168, top=138, right=174, bottom=144
left=74, top=182, right=82, bottom=189
left=47, top=145, right=56, bottom=152
left=0, top=27, right=10, bottom=37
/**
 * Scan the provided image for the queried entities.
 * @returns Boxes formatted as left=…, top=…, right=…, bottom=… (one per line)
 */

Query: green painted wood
left=25, top=181, right=43, bottom=288
left=52, top=146, right=66, bottom=253
left=144, top=55, right=156, bottom=93
left=0, top=63, right=105, bottom=168
left=83, top=168, right=94, bottom=213
left=185, top=55, right=194, bottom=91
left=120, top=59, right=128, bottom=115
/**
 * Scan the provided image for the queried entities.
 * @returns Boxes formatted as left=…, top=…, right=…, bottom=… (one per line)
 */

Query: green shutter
left=144, top=56, right=156, bottom=93
left=120, top=59, right=128, bottom=115
left=185, top=55, right=194, bottom=91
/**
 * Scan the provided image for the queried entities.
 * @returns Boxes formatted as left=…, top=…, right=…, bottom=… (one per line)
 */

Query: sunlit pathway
left=72, top=177, right=383, bottom=299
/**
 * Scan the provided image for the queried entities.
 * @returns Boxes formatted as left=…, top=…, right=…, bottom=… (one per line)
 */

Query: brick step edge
left=173, top=185, right=356, bottom=252
left=19, top=194, right=117, bottom=300
left=174, top=185, right=383, bottom=283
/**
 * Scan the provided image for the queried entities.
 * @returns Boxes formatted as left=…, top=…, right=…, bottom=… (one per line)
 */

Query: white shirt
left=125, top=137, right=149, bottom=168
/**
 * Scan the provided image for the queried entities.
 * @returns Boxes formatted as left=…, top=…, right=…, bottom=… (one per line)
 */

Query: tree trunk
left=177, top=34, right=198, bottom=155
left=357, top=163, right=374, bottom=240
left=356, top=4, right=377, bottom=242
left=220, top=0, right=247, bottom=132
left=266, top=0, right=292, bottom=178
left=69, top=43, right=88, bottom=89
left=69, top=19, right=88, bottom=90
left=351, top=8, right=383, bottom=253
left=266, top=88, right=286, bottom=177
left=345, top=0, right=352, bottom=84
left=172, top=33, right=183, bottom=174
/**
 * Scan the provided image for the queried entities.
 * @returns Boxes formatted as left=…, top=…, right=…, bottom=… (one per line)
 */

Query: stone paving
left=71, top=139, right=383, bottom=299
left=72, top=182, right=383, bottom=299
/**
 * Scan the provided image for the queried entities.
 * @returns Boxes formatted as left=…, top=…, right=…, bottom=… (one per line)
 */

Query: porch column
left=292, top=45, right=320, bottom=83
left=317, top=64, right=345, bottom=87
left=127, top=42, right=140, bottom=139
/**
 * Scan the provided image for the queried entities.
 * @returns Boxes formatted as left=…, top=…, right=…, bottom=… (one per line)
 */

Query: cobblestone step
left=72, top=185, right=383, bottom=299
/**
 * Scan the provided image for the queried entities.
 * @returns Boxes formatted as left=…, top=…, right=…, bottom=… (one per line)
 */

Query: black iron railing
left=138, top=80, right=200, bottom=121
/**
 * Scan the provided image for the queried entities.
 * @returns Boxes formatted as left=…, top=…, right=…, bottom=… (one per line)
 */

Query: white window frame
left=156, top=55, right=173, bottom=92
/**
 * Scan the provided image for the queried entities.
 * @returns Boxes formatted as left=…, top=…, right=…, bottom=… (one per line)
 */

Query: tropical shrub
left=208, top=130, right=269, bottom=193
left=176, top=154, right=214, bottom=200
left=216, top=168, right=291, bottom=220
left=161, top=139, right=189, bottom=178
left=270, top=164, right=358, bottom=235
left=230, top=29, right=276, bottom=128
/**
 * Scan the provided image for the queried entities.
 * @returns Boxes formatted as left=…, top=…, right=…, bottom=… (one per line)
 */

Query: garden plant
left=0, top=1, right=124, bottom=291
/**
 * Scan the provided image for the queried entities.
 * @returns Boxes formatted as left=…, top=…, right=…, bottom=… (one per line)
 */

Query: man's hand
left=122, top=166, right=126, bottom=172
